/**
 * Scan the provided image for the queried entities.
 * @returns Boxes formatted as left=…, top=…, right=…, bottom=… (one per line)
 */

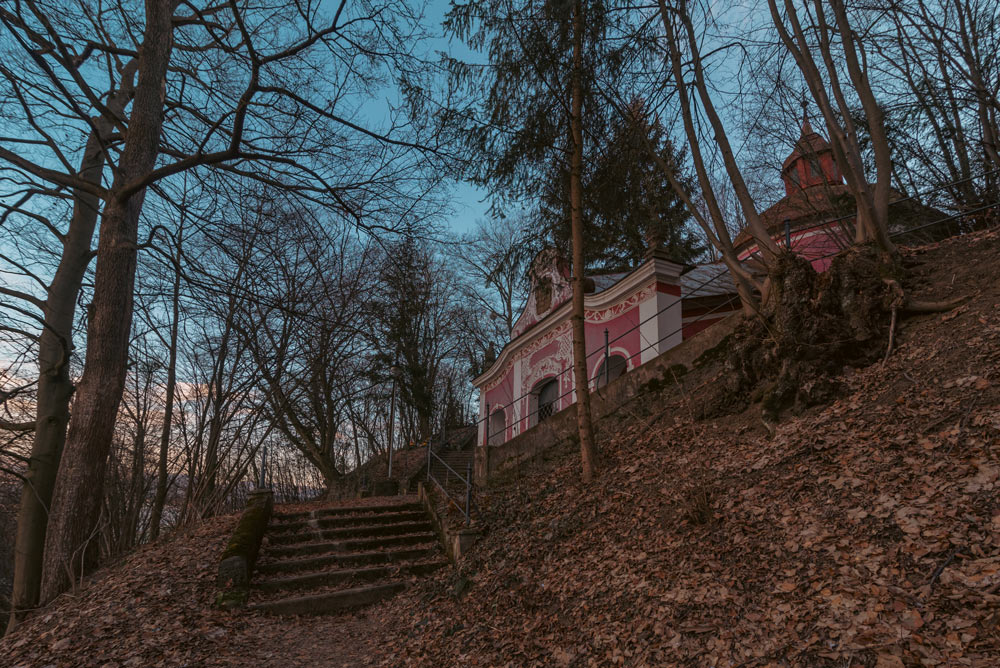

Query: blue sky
left=423, top=0, right=492, bottom=235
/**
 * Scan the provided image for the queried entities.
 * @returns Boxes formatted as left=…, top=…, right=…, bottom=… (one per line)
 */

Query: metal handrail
left=426, top=440, right=474, bottom=525
left=431, top=450, right=466, bottom=481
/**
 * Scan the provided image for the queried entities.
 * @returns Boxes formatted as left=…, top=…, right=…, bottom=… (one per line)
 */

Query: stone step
left=255, top=560, right=447, bottom=593
left=428, top=468, right=471, bottom=483
left=248, top=582, right=407, bottom=616
left=272, top=501, right=421, bottom=523
left=256, top=545, right=439, bottom=575
left=268, top=510, right=427, bottom=534
left=427, top=453, right=474, bottom=486
left=264, top=532, right=438, bottom=559
left=266, top=520, right=432, bottom=546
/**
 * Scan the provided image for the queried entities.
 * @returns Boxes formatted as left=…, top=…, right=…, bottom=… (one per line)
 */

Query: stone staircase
left=427, top=449, right=474, bottom=490
left=247, top=497, right=447, bottom=615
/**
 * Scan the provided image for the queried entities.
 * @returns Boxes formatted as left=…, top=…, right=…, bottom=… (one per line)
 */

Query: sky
left=425, top=0, right=494, bottom=235
left=448, top=181, right=492, bottom=234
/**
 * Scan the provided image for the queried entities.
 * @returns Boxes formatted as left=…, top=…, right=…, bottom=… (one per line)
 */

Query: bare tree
left=234, top=206, right=374, bottom=492
left=768, top=0, right=897, bottom=254
left=0, top=49, right=138, bottom=635
left=886, top=0, right=1000, bottom=205
left=145, top=217, right=185, bottom=541
left=451, top=216, right=532, bottom=361
left=0, top=0, right=451, bottom=611
left=568, top=0, right=599, bottom=481
left=372, top=238, right=466, bottom=444
left=651, top=0, right=774, bottom=315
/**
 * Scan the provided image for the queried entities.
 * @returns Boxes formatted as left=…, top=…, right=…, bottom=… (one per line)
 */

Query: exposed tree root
left=903, top=296, right=969, bottom=313
left=884, top=307, right=899, bottom=363
left=883, top=280, right=904, bottom=363
left=700, top=247, right=903, bottom=420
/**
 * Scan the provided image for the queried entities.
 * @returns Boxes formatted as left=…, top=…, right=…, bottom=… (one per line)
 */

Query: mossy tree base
left=705, top=247, right=900, bottom=420
left=215, top=489, right=273, bottom=609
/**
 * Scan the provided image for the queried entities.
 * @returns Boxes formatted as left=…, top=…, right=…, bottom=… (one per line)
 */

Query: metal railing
left=250, top=168, right=1000, bottom=492
left=482, top=287, right=741, bottom=444
left=425, top=439, right=474, bottom=526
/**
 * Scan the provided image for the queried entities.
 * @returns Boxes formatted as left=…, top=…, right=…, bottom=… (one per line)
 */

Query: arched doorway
left=488, top=409, right=506, bottom=445
left=531, top=378, right=559, bottom=427
left=595, top=354, right=628, bottom=388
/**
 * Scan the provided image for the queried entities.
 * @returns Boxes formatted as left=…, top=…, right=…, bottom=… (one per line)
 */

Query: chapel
left=473, top=121, right=939, bottom=448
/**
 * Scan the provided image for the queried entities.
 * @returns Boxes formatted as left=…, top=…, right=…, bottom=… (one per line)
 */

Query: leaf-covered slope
left=0, top=501, right=385, bottom=667
left=377, top=229, right=1000, bottom=667
left=2, top=230, right=998, bottom=668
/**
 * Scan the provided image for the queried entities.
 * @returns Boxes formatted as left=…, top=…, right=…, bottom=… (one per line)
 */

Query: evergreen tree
left=445, top=0, right=646, bottom=481
left=540, top=100, right=704, bottom=271
left=373, top=239, right=463, bottom=443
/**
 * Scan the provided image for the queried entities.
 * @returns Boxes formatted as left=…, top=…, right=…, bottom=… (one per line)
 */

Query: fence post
left=426, top=435, right=431, bottom=482
left=603, top=328, right=609, bottom=388
left=465, top=462, right=472, bottom=526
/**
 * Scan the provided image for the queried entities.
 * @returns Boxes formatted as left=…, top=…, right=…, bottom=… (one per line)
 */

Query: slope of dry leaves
left=373, top=229, right=1000, bottom=667
left=0, top=511, right=396, bottom=667
left=2, top=230, right=998, bottom=667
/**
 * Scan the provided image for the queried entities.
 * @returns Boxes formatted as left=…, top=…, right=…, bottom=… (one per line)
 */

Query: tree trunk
left=5, top=120, right=112, bottom=634
left=656, top=0, right=762, bottom=316
left=827, top=0, right=895, bottom=254
left=179, top=441, right=198, bottom=527
left=570, top=0, right=598, bottom=483
left=121, top=414, right=148, bottom=551
left=950, top=0, right=1000, bottom=174
left=352, top=420, right=362, bottom=491
left=770, top=0, right=895, bottom=255
left=39, top=2, right=175, bottom=605
left=678, top=4, right=780, bottom=265
left=201, top=416, right=222, bottom=515
left=149, top=232, right=182, bottom=540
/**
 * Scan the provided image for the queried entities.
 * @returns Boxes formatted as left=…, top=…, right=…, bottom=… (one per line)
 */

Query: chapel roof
left=589, top=272, right=630, bottom=294
left=732, top=120, right=848, bottom=249
left=781, top=120, right=834, bottom=172
left=681, top=262, right=741, bottom=298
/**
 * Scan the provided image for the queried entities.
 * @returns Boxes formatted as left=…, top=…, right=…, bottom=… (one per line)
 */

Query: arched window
left=595, top=354, right=628, bottom=388
left=808, top=157, right=824, bottom=183
left=488, top=409, right=506, bottom=445
left=530, top=378, right=559, bottom=427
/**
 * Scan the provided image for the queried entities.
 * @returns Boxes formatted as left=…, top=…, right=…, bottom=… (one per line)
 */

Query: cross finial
left=800, top=98, right=812, bottom=133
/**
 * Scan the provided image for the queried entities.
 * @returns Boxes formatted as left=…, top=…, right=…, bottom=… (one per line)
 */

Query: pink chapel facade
left=472, top=249, right=687, bottom=446
left=472, top=121, right=918, bottom=447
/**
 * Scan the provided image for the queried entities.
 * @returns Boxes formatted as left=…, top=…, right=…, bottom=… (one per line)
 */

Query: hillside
left=2, top=229, right=999, bottom=667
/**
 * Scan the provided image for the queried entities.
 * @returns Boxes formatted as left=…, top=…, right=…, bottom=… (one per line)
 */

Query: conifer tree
left=540, top=100, right=704, bottom=271
left=445, top=0, right=639, bottom=481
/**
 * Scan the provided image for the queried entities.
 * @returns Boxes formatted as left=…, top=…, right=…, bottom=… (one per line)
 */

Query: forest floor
left=3, top=228, right=1000, bottom=667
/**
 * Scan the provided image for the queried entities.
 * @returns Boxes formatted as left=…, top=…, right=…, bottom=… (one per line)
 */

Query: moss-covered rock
left=216, top=489, right=273, bottom=606
left=214, top=588, right=248, bottom=610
